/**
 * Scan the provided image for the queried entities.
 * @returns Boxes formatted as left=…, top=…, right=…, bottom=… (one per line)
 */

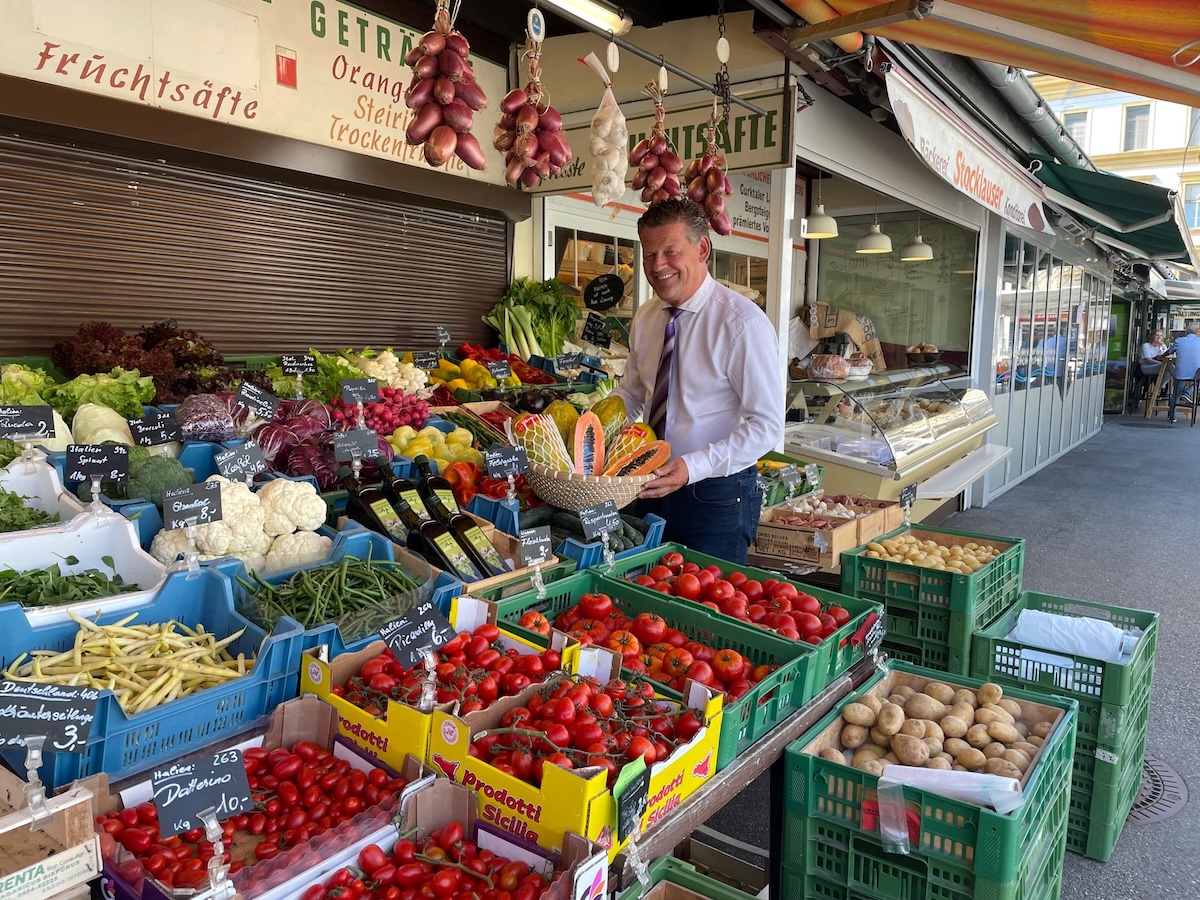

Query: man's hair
left=637, top=199, right=709, bottom=243
left=1188, top=322, right=1199, bottom=335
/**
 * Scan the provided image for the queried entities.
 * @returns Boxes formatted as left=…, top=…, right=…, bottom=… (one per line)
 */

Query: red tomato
left=746, top=603, right=767, bottom=623
left=719, top=597, right=748, bottom=620
left=686, top=660, right=716, bottom=686
left=630, top=613, right=667, bottom=645
left=633, top=574, right=656, bottom=587
left=660, top=551, right=685, bottom=572
left=652, top=581, right=674, bottom=594
left=518, top=612, right=551, bottom=636
left=684, top=641, right=714, bottom=663
left=673, top=573, right=702, bottom=600
left=726, top=679, right=753, bottom=700
left=827, top=605, right=852, bottom=627
left=726, top=570, right=747, bottom=588
left=793, top=593, right=822, bottom=617
left=680, top=562, right=701, bottom=575
left=695, top=568, right=716, bottom=591
left=794, top=612, right=823, bottom=638
left=711, top=649, right=746, bottom=683
left=662, top=628, right=687, bottom=648
left=647, top=564, right=673, bottom=582
left=741, top=579, right=764, bottom=602
left=578, top=592, right=614, bottom=619
left=627, top=736, right=656, bottom=764
left=662, top=647, right=694, bottom=678
left=706, top=580, right=735, bottom=605
left=776, top=626, right=801, bottom=640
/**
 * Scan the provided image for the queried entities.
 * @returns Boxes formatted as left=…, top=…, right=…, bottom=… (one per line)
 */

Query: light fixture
left=539, top=0, right=633, bottom=35
left=806, top=169, right=838, bottom=238
left=901, top=210, right=934, bottom=261
left=856, top=192, right=891, bottom=254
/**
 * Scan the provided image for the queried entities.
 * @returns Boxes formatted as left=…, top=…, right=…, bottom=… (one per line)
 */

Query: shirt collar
left=658, top=274, right=717, bottom=316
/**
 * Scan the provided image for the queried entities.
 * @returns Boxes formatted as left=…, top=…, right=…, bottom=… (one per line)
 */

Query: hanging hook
left=1171, top=39, right=1200, bottom=68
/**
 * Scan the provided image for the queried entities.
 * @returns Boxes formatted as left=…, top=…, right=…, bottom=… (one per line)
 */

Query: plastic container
left=517, top=506, right=666, bottom=570
left=0, top=561, right=302, bottom=790
left=841, top=524, right=1025, bottom=674
left=495, top=569, right=817, bottom=772
left=604, top=542, right=882, bottom=691
left=616, top=857, right=760, bottom=900
left=466, top=492, right=522, bottom=535
left=0, top=451, right=86, bottom=529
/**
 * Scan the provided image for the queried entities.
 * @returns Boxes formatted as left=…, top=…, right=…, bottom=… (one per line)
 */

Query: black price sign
left=333, top=429, right=381, bottom=462
left=581, top=313, right=611, bottom=350
left=413, top=351, right=439, bottom=369
left=583, top=273, right=624, bottom=312
left=128, top=412, right=182, bottom=447
left=66, top=444, right=129, bottom=483
left=485, top=445, right=529, bottom=478
left=341, top=379, right=379, bottom=404
left=436, top=326, right=452, bottom=345
left=487, top=360, right=512, bottom=380
left=281, top=354, right=317, bottom=376
left=804, top=464, right=821, bottom=486
left=615, top=764, right=651, bottom=842
left=164, top=481, right=224, bottom=530
left=899, top=482, right=918, bottom=508
left=0, top=680, right=98, bottom=753
left=778, top=465, right=801, bottom=490
left=556, top=353, right=579, bottom=372
left=235, top=383, right=281, bottom=421
left=215, top=441, right=269, bottom=480
left=0, top=405, right=55, bottom=440
left=379, top=601, right=457, bottom=668
left=518, top=526, right=553, bottom=568
left=152, top=749, right=254, bottom=838
left=579, top=500, right=621, bottom=542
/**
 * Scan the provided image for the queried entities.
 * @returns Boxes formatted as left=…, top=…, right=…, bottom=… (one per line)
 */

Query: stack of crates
left=971, top=593, right=1158, bottom=861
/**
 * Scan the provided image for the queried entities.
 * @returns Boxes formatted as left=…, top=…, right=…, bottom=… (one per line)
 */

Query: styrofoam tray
left=0, top=513, right=167, bottom=622
left=0, top=451, right=86, bottom=532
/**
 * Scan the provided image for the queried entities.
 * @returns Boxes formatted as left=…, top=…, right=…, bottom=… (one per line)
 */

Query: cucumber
left=551, top=511, right=587, bottom=539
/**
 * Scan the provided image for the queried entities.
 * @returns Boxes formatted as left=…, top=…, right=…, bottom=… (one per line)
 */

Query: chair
left=1189, top=374, right=1200, bottom=427
left=1131, top=369, right=1151, bottom=411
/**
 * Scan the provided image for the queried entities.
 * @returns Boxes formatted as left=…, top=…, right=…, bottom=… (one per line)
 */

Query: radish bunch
left=685, top=126, right=733, bottom=235
left=403, top=3, right=488, bottom=170
left=495, top=43, right=572, bottom=188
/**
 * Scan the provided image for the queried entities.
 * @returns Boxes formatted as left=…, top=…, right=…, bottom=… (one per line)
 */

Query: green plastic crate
left=603, top=542, right=882, bottom=690
left=224, top=354, right=282, bottom=372
left=841, top=525, right=1025, bottom=674
left=616, top=857, right=759, bottom=900
left=494, top=570, right=820, bottom=772
left=784, top=661, right=1077, bottom=886
left=458, top=557, right=578, bottom=601
left=759, top=450, right=823, bottom=506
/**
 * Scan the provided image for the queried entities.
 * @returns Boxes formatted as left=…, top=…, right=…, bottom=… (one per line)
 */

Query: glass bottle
left=392, top=494, right=488, bottom=583
left=378, top=462, right=431, bottom=521
left=413, top=455, right=461, bottom=516
left=423, top=492, right=510, bottom=578
left=339, top=466, right=407, bottom=543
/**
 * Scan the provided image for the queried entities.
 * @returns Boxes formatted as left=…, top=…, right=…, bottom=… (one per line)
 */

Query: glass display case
left=784, top=372, right=999, bottom=501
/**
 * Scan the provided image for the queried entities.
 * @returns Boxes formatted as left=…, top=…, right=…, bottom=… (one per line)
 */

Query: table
left=610, top=655, right=879, bottom=897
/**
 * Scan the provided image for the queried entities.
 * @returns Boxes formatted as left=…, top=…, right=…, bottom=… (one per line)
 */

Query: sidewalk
left=701, top=416, right=1195, bottom=899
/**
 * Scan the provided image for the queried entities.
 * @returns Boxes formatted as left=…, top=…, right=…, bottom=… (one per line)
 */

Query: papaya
left=604, top=422, right=656, bottom=469
left=572, top=411, right=606, bottom=475
left=545, top=399, right=580, bottom=446
left=604, top=440, right=671, bottom=477
left=591, top=395, right=627, bottom=434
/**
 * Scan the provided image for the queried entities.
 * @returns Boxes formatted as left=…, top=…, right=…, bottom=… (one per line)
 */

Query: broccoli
left=74, top=445, right=193, bottom=509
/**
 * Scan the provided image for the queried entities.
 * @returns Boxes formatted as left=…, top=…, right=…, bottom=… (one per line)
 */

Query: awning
left=1031, top=156, right=1200, bottom=267
left=781, top=0, right=1200, bottom=108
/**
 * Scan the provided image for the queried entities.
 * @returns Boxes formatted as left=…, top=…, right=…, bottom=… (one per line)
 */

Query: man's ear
left=698, top=235, right=712, bottom=264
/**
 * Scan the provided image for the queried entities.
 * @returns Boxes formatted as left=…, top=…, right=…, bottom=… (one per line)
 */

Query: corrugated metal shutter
left=0, top=131, right=508, bottom=357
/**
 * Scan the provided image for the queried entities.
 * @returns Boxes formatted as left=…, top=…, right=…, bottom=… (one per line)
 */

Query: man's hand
left=639, top=457, right=689, bottom=499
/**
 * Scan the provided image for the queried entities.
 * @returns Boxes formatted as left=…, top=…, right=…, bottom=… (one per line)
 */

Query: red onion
left=629, top=139, right=651, bottom=166
left=459, top=62, right=476, bottom=85
left=706, top=167, right=725, bottom=193
left=546, top=133, right=570, bottom=167
left=404, top=46, right=424, bottom=67
left=455, top=133, right=486, bottom=170
left=686, top=144, right=734, bottom=232
left=424, top=125, right=458, bottom=167
left=687, top=176, right=707, bottom=202
left=647, top=166, right=667, bottom=191
left=505, top=154, right=526, bottom=185
left=517, top=132, right=540, bottom=162
left=659, top=151, right=682, bottom=174
left=405, top=76, right=434, bottom=110
left=723, top=175, right=733, bottom=194
left=684, top=159, right=701, bottom=181
left=632, top=169, right=648, bottom=190
left=641, top=186, right=654, bottom=202
left=438, top=50, right=465, bottom=80
left=493, top=124, right=515, bottom=151
left=516, top=104, right=540, bottom=132
left=499, top=112, right=517, bottom=131
left=649, top=135, right=667, bottom=156
left=445, top=32, right=469, bottom=58
left=420, top=31, right=447, bottom=57
left=534, top=151, right=551, bottom=177
left=640, top=153, right=659, bottom=171
left=406, top=102, right=442, bottom=144
left=711, top=212, right=732, bottom=236
left=651, top=188, right=669, bottom=203
left=698, top=154, right=714, bottom=174
left=703, top=192, right=725, bottom=219
left=433, top=76, right=455, bottom=106
left=414, top=55, right=439, bottom=81
left=538, top=107, right=563, bottom=132
left=501, top=89, right=528, bottom=115
left=441, top=99, right=473, bottom=133
left=456, top=80, right=488, bottom=111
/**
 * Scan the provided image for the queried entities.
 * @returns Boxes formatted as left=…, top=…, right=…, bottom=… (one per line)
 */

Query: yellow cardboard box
left=427, top=648, right=724, bottom=861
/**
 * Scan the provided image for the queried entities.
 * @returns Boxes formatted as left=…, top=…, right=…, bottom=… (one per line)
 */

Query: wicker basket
left=527, top=462, right=653, bottom=512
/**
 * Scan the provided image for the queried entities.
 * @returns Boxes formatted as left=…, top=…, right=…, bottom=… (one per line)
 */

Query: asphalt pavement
left=701, top=415, right=1196, bottom=900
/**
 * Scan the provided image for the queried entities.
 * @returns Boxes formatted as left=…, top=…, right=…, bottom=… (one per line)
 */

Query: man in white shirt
left=613, top=199, right=784, bottom=563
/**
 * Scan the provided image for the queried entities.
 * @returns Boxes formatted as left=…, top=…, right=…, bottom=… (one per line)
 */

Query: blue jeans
left=636, top=467, right=762, bottom=564
left=1169, top=375, right=1195, bottom=420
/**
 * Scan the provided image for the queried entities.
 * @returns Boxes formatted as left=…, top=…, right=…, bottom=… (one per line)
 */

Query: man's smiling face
left=640, top=221, right=711, bottom=307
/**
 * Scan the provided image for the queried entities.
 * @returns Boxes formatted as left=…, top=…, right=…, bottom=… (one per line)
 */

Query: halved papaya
left=604, top=440, right=671, bottom=477
left=573, top=411, right=606, bottom=475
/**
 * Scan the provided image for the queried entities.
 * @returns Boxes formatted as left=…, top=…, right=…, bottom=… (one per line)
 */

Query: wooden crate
left=752, top=509, right=860, bottom=568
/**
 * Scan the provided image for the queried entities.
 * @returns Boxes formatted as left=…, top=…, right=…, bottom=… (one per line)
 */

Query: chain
left=716, top=0, right=730, bottom=126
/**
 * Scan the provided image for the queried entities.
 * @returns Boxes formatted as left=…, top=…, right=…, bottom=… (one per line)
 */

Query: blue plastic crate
left=557, top=513, right=666, bottom=570
left=466, top=493, right=521, bottom=536
left=0, top=561, right=302, bottom=790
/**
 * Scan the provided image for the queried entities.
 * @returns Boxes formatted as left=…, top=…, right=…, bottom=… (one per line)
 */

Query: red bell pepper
left=442, top=462, right=481, bottom=507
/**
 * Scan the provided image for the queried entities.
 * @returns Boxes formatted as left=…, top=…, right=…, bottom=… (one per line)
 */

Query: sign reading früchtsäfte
left=0, top=0, right=508, bottom=184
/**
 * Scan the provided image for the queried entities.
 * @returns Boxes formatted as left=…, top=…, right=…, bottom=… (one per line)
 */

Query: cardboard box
left=427, top=649, right=724, bottom=862
left=752, top=509, right=860, bottom=568
left=0, top=767, right=99, bottom=900
left=301, top=595, right=580, bottom=771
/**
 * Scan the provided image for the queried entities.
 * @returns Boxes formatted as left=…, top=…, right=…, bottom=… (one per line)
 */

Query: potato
left=985, top=758, right=1023, bottom=779
left=843, top=703, right=877, bottom=727
left=982, top=703, right=1016, bottom=725
left=924, top=737, right=943, bottom=757
left=983, top=742, right=1007, bottom=759
left=819, top=748, right=847, bottom=764
left=973, top=707, right=1007, bottom=727
left=887, top=694, right=909, bottom=707
left=921, top=720, right=945, bottom=743
left=997, top=698, right=1023, bottom=719
left=841, top=724, right=869, bottom=749
left=899, top=719, right=927, bottom=739
left=952, top=689, right=978, bottom=708
left=905, top=693, right=948, bottom=721
left=1003, top=749, right=1032, bottom=772
left=952, top=764, right=967, bottom=771
left=958, top=747, right=987, bottom=770
left=977, top=683, right=1003, bottom=705
left=858, top=759, right=884, bottom=775
left=1015, top=722, right=1030, bottom=738
left=1028, top=735, right=1044, bottom=747
left=1011, top=741, right=1039, bottom=757
left=883, top=752, right=899, bottom=765
left=860, top=695, right=883, bottom=715
left=895, top=685, right=916, bottom=700
left=936, top=752, right=955, bottom=764
left=891, top=733, right=930, bottom=767
left=923, top=682, right=957, bottom=704
left=1031, top=721, right=1054, bottom=739
left=988, top=722, right=1021, bottom=745
left=852, top=746, right=885, bottom=767
left=940, top=715, right=969, bottom=739
left=927, top=757, right=952, bottom=770
left=943, top=738, right=970, bottom=758
left=870, top=727, right=894, bottom=748
left=951, top=702, right=977, bottom=723
left=876, top=703, right=905, bottom=736
left=966, top=724, right=993, bottom=748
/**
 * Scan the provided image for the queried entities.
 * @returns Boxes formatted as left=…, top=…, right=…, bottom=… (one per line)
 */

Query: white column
left=765, top=164, right=796, bottom=449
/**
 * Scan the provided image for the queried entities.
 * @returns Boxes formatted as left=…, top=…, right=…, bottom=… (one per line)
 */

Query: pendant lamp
left=806, top=170, right=839, bottom=239
left=901, top=211, right=934, bottom=261
left=856, top=194, right=891, bottom=254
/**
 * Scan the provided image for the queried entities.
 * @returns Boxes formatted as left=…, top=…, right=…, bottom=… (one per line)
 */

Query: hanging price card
left=281, top=354, right=317, bottom=376
left=215, top=441, right=269, bottom=480
left=0, top=680, right=98, bottom=753
left=379, top=601, right=457, bottom=668
left=66, top=444, right=129, bottom=483
left=579, top=500, right=621, bottom=542
left=153, top=749, right=254, bottom=837
left=164, top=482, right=223, bottom=530
left=128, top=412, right=182, bottom=447
left=0, top=405, right=55, bottom=440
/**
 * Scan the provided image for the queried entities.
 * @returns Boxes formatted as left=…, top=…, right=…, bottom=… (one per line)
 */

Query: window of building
left=1123, top=105, right=1150, bottom=151
left=1185, top=183, right=1200, bottom=230
left=1063, top=111, right=1089, bottom=149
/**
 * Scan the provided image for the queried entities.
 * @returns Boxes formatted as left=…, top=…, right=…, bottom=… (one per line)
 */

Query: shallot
left=629, top=82, right=681, bottom=205
left=497, top=38, right=572, bottom=189
left=684, top=114, right=734, bottom=235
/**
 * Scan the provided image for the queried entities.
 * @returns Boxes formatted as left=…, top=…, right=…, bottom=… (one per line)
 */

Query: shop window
left=710, top=251, right=767, bottom=308
left=552, top=227, right=639, bottom=323
left=994, top=234, right=1021, bottom=395
left=1185, top=183, right=1200, bottom=230
left=1123, top=105, right=1150, bottom=151
left=1063, top=111, right=1089, bottom=150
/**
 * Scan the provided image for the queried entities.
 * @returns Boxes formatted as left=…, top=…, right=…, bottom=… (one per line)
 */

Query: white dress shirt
left=613, top=275, right=784, bottom=484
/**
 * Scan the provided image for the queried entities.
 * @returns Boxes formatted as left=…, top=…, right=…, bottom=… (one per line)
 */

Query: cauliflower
left=192, top=475, right=266, bottom=556
left=257, top=478, right=327, bottom=536
left=263, top=531, right=332, bottom=573
left=150, top=523, right=271, bottom=572
left=353, top=350, right=428, bottom=392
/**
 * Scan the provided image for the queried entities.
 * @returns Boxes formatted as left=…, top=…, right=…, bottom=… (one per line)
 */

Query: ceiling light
left=856, top=192, right=891, bottom=254
left=900, top=210, right=934, bottom=261
left=807, top=170, right=838, bottom=238
left=539, top=0, right=633, bottom=35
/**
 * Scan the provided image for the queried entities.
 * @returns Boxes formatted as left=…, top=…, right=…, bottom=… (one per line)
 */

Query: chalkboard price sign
left=128, top=412, right=182, bottom=447
left=615, top=762, right=650, bottom=843
left=333, top=429, right=382, bottom=462
left=581, top=313, right=611, bottom=350
left=0, top=405, right=55, bottom=441
left=379, top=601, right=457, bottom=668
left=778, top=465, right=801, bottom=490
left=578, top=500, right=620, bottom=542
left=555, top=353, right=579, bottom=372
left=215, top=441, right=269, bottom=480
left=487, top=360, right=512, bottom=381
left=66, top=444, right=129, bottom=483
left=899, top=482, right=918, bottom=508
left=583, top=273, right=624, bottom=312
left=234, top=384, right=281, bottom=422
left=153, top=749, right=254, bottom=837
left=436, top=326, right=452, bottom=345
left=341, top=379, right=379, bottom=405
left=0, top=680, right=99, bottom=753
left=281, top=354, right=318, bottom=376
left=413, top=351, right=439, bottom=370
left=485, top=445, right=529, bottom=478
left=518, top=526, right=553, bottom=567
left=164, top=482, right=224, bottom=531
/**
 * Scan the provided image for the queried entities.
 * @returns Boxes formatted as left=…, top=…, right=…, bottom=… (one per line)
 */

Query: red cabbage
left=252, top=422, right=300, bottom=465
left=177, top=394, right=235, bottom=442
left=279, top=398, right=331, bottom=428
left=286, top=415, right=327, bottom=442
left=283, top=435, right=339, bottom=491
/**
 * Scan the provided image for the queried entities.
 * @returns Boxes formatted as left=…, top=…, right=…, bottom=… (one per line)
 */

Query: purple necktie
left=647, top=307, right=682, bottom=439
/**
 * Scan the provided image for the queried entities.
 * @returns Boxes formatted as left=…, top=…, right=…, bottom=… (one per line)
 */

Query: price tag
left=899, top=482, right=918, bottom=508
left=518, top=526, right=553, bottom=568
left=581, top=313, right=611, bottom=349
left=66, top=444, right=129, bottom=483
left=333, top=429, right=381, bottom=462
left=164, top=482, right=223, bottom=530
left=583, top=273, right=624, bottom=312
left=128, top=412, right=182, bottom=447
left=853, top=612, right=886, bottom=653
left=778, top=465, right=801, bottom=490
left=556, top=353, right=579, bottom=371
left=436, top=326, right=452, bottom=345
left=379, top=601, right=457, bottom=668
left=341, top=379, right=379, bottom=404
left=578, top=353, right=603, bottom=370
left=614, top=759, right=650, bottom=843
left=804, top=464, right=820, bottom=486
left=280, top=354, right=318, bottom=376
left=152, top=749, right=254, bottom=838
left=485, top=445, right=529, bottom=478
left=487, top=360, right=512, bottom=380
left=215, top=441, right=269, bottom=480
left=0, top=680, right=98, bottom=753
left=579, top=500, right=620, bottom=542
left=0, top=405, right=55, bottom=440
left=413, top=351, right=439, bottom=369
left=234, top=383, right=281, bottom=421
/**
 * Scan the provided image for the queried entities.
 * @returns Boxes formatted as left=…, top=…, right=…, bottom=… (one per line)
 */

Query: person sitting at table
left=1168, top=323, right=1200, bottom=423
left=1142, top=330, right=1170, bottom=377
